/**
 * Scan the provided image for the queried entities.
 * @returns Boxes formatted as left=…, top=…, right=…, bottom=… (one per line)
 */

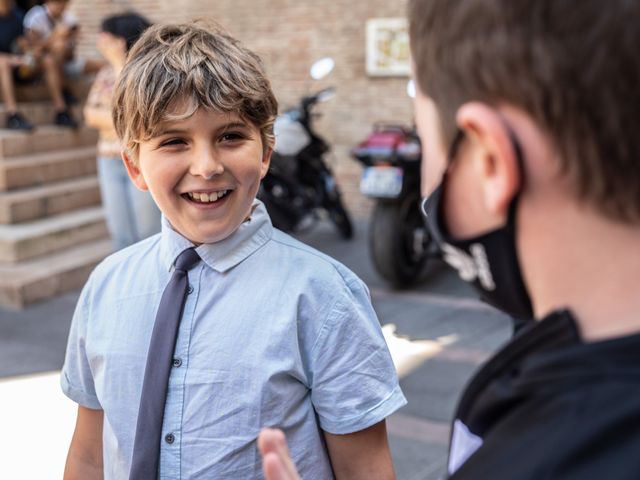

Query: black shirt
left=0, top=8, right=25, bottom=54
left=449, top=310, right=640, bottom=479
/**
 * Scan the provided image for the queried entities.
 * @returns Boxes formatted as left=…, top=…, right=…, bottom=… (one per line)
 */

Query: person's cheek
left=414, top=92, right=447, bottom=197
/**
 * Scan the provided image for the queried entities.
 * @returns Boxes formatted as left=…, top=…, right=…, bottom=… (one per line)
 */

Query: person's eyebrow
left=154, top=128, right=188, bottom=137
left=218, top=122, right=251, bottom=132
left=153, top=122, right=251, bottom=137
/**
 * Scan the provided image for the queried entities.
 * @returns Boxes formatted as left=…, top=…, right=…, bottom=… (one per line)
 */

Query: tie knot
left=174, top=248, right=200, bottom=272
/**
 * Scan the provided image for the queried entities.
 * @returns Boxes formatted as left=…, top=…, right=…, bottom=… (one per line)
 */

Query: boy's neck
left=523, top=199, right=640, bottom=342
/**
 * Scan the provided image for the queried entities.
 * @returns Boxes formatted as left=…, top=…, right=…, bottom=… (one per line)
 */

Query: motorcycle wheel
left=327, top=200, right=354, bottom=239
left=369, top=194, right=430, bottom=287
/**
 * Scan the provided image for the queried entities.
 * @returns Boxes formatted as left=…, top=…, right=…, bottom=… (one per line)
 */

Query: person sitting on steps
left=0, top=0, right=34, bottom=130
left=22, top=0, right=103, bottom=128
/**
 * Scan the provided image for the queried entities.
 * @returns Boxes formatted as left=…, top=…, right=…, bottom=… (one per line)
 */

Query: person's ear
left=260, top=145, right=273, bottom=179
left=457, top=103, right=522, bottom=217
left=122, top=151, right=149, bottom=191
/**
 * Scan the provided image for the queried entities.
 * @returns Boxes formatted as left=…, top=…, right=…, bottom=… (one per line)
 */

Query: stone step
left=0, top=126, right=98, bottom=159
left=15, top=78, right=93, bottom=104
left=0, top=146, right=97, bottom=191
left=0, top=206, right=108, bottom=263
left=0, top=176, right=101, bottom=224
left=0, top=102, right=83, bottom=128
left=0, top=238, right=112, bottom=309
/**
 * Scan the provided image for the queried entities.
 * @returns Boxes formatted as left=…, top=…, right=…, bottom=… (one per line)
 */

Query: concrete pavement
left=0, top=218, right=512, bottom=479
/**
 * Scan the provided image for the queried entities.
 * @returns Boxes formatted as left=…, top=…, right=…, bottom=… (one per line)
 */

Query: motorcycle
left=259, top=58, right=353, bottom=239
left=352, top=121, right=432, bottom=287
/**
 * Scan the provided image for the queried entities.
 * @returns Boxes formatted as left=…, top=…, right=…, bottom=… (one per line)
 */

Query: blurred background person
left=0, top=0, right=34, bottom=130
left=23, top=0, right=104, bottom=127
left=83, top=12, right=160, bottom=251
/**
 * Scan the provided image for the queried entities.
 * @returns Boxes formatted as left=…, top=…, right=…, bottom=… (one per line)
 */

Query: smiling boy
left=61, top=22, right=405, bottom=480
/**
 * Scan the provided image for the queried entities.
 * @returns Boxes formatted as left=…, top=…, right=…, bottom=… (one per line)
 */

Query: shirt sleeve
left=307, top=277, right=407, bottom=435
left=60, top=275, right=102, bottom=410
left=23, top=7, right=48, bottom=34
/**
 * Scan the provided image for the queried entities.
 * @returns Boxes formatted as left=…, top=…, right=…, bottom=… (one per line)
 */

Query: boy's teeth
left=188, top=190, right=228, bottom=203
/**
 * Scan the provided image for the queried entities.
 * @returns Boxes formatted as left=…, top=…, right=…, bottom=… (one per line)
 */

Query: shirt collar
left=159, top=199, right=273, bottom=273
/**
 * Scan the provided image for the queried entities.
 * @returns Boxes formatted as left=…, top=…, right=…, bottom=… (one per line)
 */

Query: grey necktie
left=129, top=247, right=201, bottom=480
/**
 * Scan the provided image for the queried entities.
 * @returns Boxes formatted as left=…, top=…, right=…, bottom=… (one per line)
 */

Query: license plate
left=360, top=167, right=403, bottom=198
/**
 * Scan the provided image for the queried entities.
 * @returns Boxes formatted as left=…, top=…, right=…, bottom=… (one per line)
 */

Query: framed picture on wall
left=366, top=18, right=411, bottom=77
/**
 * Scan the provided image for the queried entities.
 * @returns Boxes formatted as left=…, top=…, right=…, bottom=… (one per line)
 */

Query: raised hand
left=258, top=428, right=301, bottom=480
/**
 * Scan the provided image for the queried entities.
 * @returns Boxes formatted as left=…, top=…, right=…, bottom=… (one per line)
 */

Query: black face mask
left=420, top=130, right=534, bottom=322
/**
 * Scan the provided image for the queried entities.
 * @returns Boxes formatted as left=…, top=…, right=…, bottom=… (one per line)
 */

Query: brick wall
left=70, top=0, right=414, bottom=217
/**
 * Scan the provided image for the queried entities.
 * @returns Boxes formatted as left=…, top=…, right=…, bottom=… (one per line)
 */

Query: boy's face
left=124, top=104, right=272, bottom=244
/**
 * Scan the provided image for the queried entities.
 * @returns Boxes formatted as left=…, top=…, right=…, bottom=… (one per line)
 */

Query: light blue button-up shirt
left=62, top=200, right=406, bottom=479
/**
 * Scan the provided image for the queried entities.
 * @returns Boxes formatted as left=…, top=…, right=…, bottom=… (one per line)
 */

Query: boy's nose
left=190, top=147, right=224, bottom=179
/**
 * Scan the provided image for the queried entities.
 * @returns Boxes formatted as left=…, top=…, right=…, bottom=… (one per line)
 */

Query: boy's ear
left=121, top=151, right=149, bottom=191
left=456, top=103, right=522, bottom=218
left=260, top=146, right=273, bottom=179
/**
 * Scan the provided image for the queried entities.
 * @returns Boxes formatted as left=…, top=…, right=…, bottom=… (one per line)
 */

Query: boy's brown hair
left=112, top=21, right=278, bottom=162
left=409, top=0, right=640, bottom=223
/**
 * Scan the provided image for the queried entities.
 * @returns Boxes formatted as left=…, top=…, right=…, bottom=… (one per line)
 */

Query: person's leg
left=0, top=54, right=18, bottom=113
left=97, top=156, right=139, bottom=250
left=0, top=55, right=34, bottom=130
left=128, top=178, right=162, bottom=241
left=40, top=53, right=66, bottom=111
left=40, top=52, right=77, bottom=127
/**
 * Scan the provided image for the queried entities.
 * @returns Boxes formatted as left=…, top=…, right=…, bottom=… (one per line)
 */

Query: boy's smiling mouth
left=183, top=190, right=232, bottom=204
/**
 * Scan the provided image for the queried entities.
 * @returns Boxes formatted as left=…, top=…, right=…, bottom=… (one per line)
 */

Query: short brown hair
left=112, top=21, right=278, bottom=161
left=409, top=0, right=640, bottom=223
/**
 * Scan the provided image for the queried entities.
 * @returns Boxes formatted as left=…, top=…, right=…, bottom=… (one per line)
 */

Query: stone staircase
left=0, top=95, right=112, bottom=309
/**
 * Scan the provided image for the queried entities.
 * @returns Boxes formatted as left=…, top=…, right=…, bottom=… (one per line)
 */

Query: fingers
left=263, top=452, right=289, bottom=480
left=258, top=428, right=301, bottom=480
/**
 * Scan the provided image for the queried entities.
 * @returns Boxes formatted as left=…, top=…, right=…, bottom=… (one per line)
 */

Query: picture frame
left=366, top=18, right=411, bottom=77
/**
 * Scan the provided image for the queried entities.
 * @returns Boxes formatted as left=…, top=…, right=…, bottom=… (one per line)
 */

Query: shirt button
left=187, top=285, right=194, bottom=294
left=172, top=357, right=182, bottom=368
left=165, top=433, right=175, bottom=444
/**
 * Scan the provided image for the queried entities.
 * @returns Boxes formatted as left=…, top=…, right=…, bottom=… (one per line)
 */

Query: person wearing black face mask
left=257, top=0, right=640, bottom=478
left=404, top=0, right=640, bottom=477
left=421, top=128, right=534, bottom=328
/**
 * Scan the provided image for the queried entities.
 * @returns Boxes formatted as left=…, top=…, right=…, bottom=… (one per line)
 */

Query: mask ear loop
left=420, top=123, right=524, bottom=217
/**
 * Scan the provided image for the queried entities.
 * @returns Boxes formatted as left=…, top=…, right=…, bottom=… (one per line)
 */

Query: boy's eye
left=160, top=138, right=186, bottom=147
left=220, top=132, right=246, bottom=142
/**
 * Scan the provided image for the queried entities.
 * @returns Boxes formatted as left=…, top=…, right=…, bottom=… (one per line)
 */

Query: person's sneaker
left=54, top=110, right=78, bottom=129
left=5, top=112, right=35, bottom=131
